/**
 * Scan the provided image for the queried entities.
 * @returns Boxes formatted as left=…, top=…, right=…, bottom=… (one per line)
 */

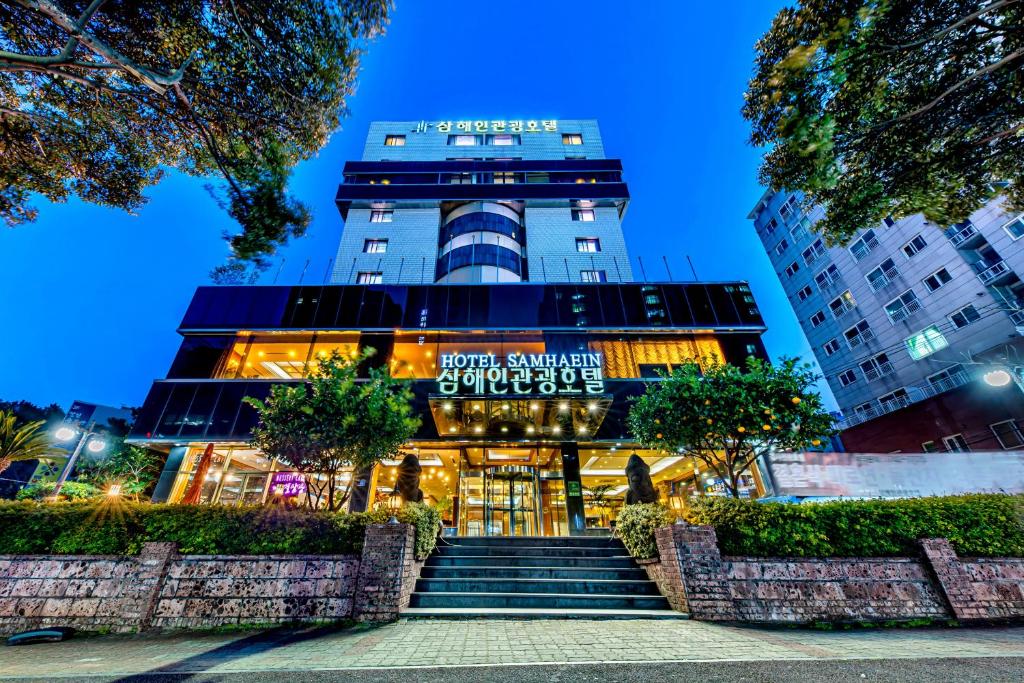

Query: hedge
left=686, top=494, right=1024, bottom=558
left=0, top=501, right=441, bottom=558
left=616, top=503, right=673, bottom=558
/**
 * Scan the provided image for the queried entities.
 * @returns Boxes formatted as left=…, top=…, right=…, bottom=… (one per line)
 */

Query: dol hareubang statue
left=395, top=453, right=424, bottom=503
left=624, top=453, right=658, bottom=504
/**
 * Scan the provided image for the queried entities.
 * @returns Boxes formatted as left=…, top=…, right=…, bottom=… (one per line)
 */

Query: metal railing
left=887, top=298, right=922, bottom=323
left=947, top=223, right=979, bottom=247
left=851, top=237, right=879, bottom=261
left=846, top=328, right=875, bottom=350
left=830, top=300, right=857, bottom=319
left=862, top=361, right=895, bottom=383
left=976, top=260, right=1010, bottom=284
left=868, top=267, right=900, bottom=291
left=838, top=371, right=972, bottom=429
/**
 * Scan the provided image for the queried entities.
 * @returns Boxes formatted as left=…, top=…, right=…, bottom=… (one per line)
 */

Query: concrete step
left=443, top=536, right=622, bottom=549
left=415, top=577, right=661, bottom=595
left=402, top=607, right=688, bottom=620
left=408, top=591, right=671, bottom=611
left=424, top=554, right=638, bottom=569
left=434, top=544, right=625, bottom=558
left=419, top=565, right=649, bottom=581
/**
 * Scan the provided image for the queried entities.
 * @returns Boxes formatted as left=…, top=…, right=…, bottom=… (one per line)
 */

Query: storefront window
left=588, top=336, right=724, bottom=378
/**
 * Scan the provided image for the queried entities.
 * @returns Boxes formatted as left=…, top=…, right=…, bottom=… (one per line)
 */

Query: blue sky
left=0, top=0, right=833, bottom=410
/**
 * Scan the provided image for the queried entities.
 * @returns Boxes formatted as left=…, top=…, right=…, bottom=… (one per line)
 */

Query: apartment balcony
left=975, top=259, right=1013, bottom=285
left=1010, top=309, right=1024, bottom=326
left=846, top=329, right=876, bottom=350
left=850, top=237, right=880, bottom=261
left=888, top=298, right=923, bottom=323
left=868, top=267, right=900, bottom=291
left=862, top=361, right=895, bottom=383
left=837, top=371, right=972, bottom=430
left=817, top=274, right=843, bottom=290
left=830, top=301, right=857, bottom=319
left=946, top=222, right=984, bottom=249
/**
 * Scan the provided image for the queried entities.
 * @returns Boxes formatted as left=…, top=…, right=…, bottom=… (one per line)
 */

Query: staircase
left=403, top=536, right=684, bottom=619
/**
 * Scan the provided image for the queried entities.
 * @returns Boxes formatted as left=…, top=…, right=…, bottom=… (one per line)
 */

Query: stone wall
left=0, top=522, right=420, bottom=635
left=642, top=523, right=1024, bottom=625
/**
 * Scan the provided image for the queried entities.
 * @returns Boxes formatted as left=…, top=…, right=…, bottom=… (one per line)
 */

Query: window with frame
left=576, top=238, right=601, bottom=253
left=860, top=353, right=893, bottom=381
left=363, top=238, right=388, bottom=254
left=580, top=269, right=607, bottom=283
left=885, top=289, right=921, bottom=322
left=492, top=171, right=517, bottom=184
left=762, top=217, right=778, bottom=235
left=844, top=319, right=874, bottom=349
left=902, top=234, right=928, bottom=257
left=447, top=172, right=475, bottom=184
left=488, top=134, right=520, bottom=146
left=814, top=264, right=841, bottom=289
left=905, top=325, right=949, bottom=360
left=883, top=216, right=896, bottom=227
left=949, top=304, right=981, bottom=329
left=791, top=216, right=811, bottom=238
left=775, top=239, right=789, bottom=255
left=849, top=229, right=879, bottom=260
left=838, top=369, right=858, bottom=387
left=990, top=420, right=1024, bottom=449
left=829, top=290, right=856, bottom=318
left=356, top=271, right=383, bottom=284
left=879, top=388, right=909, bottom=410
left=923, top=267, right=952, bottom=292
left=921, top=440, right=939, bottom=453
left=866, top=258, right=898, bottom=290
left=942, top=433, right=969, bottom=452
left=369, top=209, right=393, bottom=223
left=797, top=285, right=813, bottom=301
left=572, top=208, right=596, bottom=222
left=785, top=261, right=801, bottom=278
left=779, top=195, right=799, bottom=221
left=823, top=338, right=841, bottom=356
left=854, top=402, right=878, bottom=418
left=1004, top=215, right=1024, bottom=241
left=449, top=134, right=479, bottom=146
left=384, top=134, right=405, bottom=146
left=802, top=238, right=826, bottom=265
left=809, top=310, right=826, bottom=328
left=562, top=133, right=583, bottom=145
left=928, top=364, right=966, bottom=390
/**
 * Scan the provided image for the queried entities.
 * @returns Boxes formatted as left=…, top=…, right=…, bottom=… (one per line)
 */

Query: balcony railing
left=830, top=301, right=857, bottom=319
left=868, top=267, right=900, bottom=291
left=887, top=298, right=922, bottom=323
left=846, top=328, right=875, bottom=350
left=947, top=223, right=979, bottom=247
left=851, top=237, right=880, bottom=261
left=1010, top=309, right=1024, bottom=326
left=816, top=274, right=842, bottom=290
left=976, top=260, right=1010, bottom=284
left=838, top=371, right=972, bottom=429
left=862, top=361, right=895, bottom=383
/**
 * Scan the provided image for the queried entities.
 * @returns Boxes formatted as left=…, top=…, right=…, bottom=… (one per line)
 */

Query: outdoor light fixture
left=587, top=402, right=598, bottom=412
left=559, top=401, right=569, bottom=412
left=984, top=369, right=1014, bottom=387
left=107, top=484, right=122, bottom=497
left=448, top=426, right=457, bottom=433
left=530, top=403, right=539, bottom=411
left=553, top=426, right=562, bottom=435
left=54, top=427, right=76, bottom=442
left=442, top=402, right=453, bottom=412
left=526, top=426, right=535, bottom=434
left=87, top=439, right=106, bottom=453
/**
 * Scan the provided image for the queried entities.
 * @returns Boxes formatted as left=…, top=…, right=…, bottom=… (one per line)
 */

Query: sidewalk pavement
left=0, top=618, right=1022, bottom=679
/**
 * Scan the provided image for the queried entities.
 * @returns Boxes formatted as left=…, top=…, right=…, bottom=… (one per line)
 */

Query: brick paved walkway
left=1, top=619, right=1023, bottom=678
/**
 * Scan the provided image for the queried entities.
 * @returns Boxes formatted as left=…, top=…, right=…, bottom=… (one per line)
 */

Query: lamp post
left=982, top=366, right=1024, bottom=394
left=51, top=421, right=106, bottom=500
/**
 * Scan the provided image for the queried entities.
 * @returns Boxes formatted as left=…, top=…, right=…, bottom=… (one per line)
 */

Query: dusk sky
left=0, top=0, right=834, bottom=410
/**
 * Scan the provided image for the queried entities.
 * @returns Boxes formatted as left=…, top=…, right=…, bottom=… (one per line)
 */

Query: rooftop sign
left=414, top=120, right=558, bottom=133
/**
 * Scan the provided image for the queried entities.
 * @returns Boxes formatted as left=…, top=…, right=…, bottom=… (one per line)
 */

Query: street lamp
left=51, top=421, right=106, bottom=500
left=983, top=368, right=1014, bottom=387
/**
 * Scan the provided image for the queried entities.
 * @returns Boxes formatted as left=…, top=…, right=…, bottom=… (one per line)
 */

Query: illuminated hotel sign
left=414, top=120, right=558, bottom=133
left=437, top=352, right=604, bottom=396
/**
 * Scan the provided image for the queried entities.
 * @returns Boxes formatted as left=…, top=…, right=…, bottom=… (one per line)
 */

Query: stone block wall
left=921, top=538, right=1024, bottom=621
left=352, top=523, right=421, bottom=623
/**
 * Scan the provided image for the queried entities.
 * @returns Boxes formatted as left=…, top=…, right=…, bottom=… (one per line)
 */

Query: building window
left=363, top=239, right=388, bottom=254
left=885, top=289, right=921, bottom=323
left=866, top=258, right=899, bottom=291
left=356, top=271, right=383, bottom=284
left=942, top=433, right=970, bottom=452
left=775, top=239, right=789, bottom=256
left=791, top=216, right=811, bottom=238
left=488, top=134, right=520, bottom=146
left=990, top=420, right=1024, bottom=449
left=879, top=388, right=910, bottom=411
left=1003, top=215, right=1024, bottom=241
left=572, top=208, right=596, bottom=222
left=809, top=310, right=826, bottom=328
left=849, top=229, right=879, bottom=260
left=384, top=134, right=405, bottom=146
left=562, top=133, right=584, bottom=145
left=949, top=304, right=981, bottom=329
left=797, top=285, right=813, bottom=301
left=449, top=134, right=479, bottom=146
left=576, top=238, right=601, bottom=253
left=860, top=353, right=894, bottom=382
left=580, top=270, right=607, bottom=283
left=492, top=171, right=517, bottom=184
left=854, top=402, right=878, bottom=419
left=779, top=195, right=799, bottom=221
left=370, top=209, right=393, bottom=223
left=905, top=325, right=949, bottom=360
left=785, top=261, right=801, bottom=278
left=802, top=239, right=826, bottom=265
left=902, top=234, right=928, bottom=257
left=883, top=216, right=896, bottom=227
left=823, top=338, right=841, bottom=356
left=814, top=264, right=841, bottom=289
left=928, top=364, right=966, bottom=391
left=838, top=369, right=858, bottom=387
left=923, top=267, right=952, bottom=292
left=762, top=217, right=778, bottom=235
left=829, top=290, right=856, bottom=318
left=844, top=319, right=874, bottom=349
left=921, top=440, right=938, bottom=453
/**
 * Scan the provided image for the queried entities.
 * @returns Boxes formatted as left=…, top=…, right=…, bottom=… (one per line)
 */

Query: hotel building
left=130, top=120, right=769, bottom=536
left=749, top=191, right=1024, bottom=453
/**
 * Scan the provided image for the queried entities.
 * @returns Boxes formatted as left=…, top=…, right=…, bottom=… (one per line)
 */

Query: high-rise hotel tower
left=332, top=119, right=633, bottom=285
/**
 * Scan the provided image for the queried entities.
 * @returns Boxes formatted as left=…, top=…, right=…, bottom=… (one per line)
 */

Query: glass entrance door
left=485, top=466, right=539, bottom=536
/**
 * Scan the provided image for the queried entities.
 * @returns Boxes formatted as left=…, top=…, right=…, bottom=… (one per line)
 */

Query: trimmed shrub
left=616, top=503, right=673, bottom=559
left=16, top=481, right=101, bottom=501
left=686, top=494, right=1024, bottom=558
left=0, top=501, right=439, bottom=557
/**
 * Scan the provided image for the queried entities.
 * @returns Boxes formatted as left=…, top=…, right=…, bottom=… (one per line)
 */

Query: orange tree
left=627, top=357, right=834, bottom=498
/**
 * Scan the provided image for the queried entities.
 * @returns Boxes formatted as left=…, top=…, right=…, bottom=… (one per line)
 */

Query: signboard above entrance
left=437, top=352, right=605, bottom=396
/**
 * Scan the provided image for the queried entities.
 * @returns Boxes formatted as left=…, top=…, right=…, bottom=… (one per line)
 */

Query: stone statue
left=395, top=453, right=424, bottom=503
left=624, top=453, right=658, bottom=504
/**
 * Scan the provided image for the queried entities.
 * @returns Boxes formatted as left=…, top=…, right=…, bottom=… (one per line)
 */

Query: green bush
left=0, top=501, right=440, bottom=557
left=616, top=503, right=674, bottom=558
left=16, top=481, right=101, bottom=501
left=686, top=494, right=1024, bottom=558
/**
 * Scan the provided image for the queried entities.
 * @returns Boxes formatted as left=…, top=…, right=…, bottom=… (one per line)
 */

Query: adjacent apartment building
left=750, top=191, right=1024, bottom=453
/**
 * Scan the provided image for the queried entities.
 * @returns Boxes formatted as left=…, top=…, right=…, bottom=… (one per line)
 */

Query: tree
left=745, top=1, right=1024, bottom=245
left=244, top=349, right=420, bottom=511
left=0, top=1, right=390, bottom=274
left=627, top=357, right=834, bottom=499
left=0, top=409, right=59, bottom=476
left=78, top=444, right=161, bottom=500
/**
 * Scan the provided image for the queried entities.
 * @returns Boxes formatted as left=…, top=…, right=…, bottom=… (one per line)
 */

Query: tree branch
left=878, top=0, right=1020, bottom=51
left=897, top=47, right=1024, bottom=122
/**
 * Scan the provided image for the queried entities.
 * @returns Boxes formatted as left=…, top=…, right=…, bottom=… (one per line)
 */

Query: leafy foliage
left=77, top=445, right=163, bottom=498
left=366, top=502, right=441, bottom=559
left=244, top=349, right=421, bottom=511
left=745, top=1, right=1024, bottom=244
left=0, top=409, right=61, bottom=476
left=0, top=1, right=390, bottom=271
left=628, top=357, right=834, bottom=497
left=16, top=480, right=100, bottom=501
left=687, top=495, right=1024, bottom=558
left=616, top=503, right=673, bottom=559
